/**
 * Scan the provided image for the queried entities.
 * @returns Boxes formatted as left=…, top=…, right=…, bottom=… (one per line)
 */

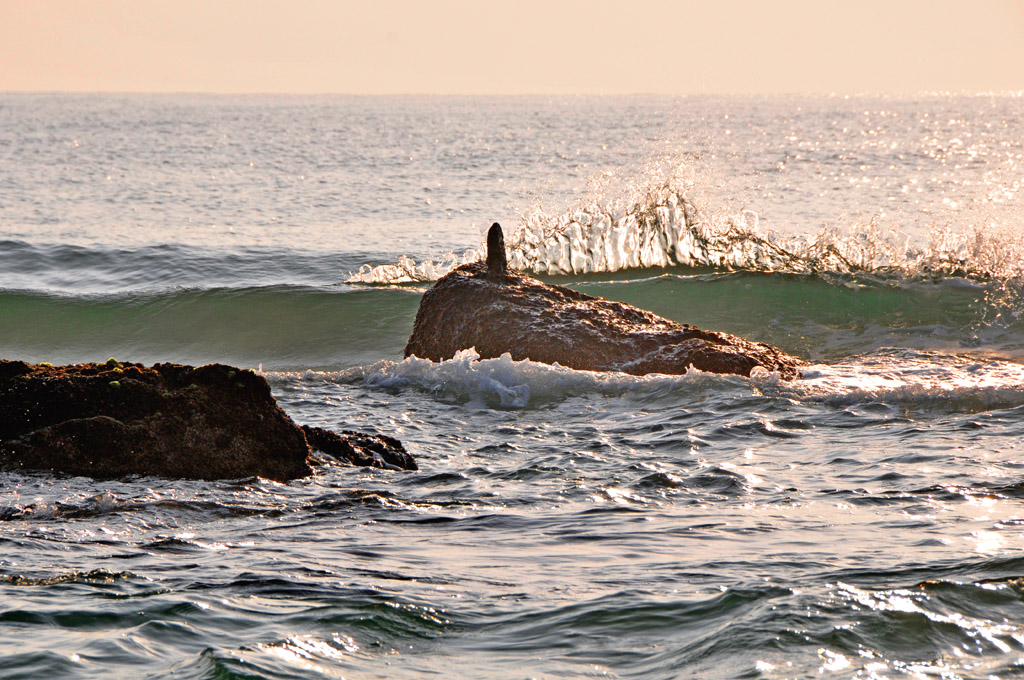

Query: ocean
left=1, top=93, right=1024, bottom=679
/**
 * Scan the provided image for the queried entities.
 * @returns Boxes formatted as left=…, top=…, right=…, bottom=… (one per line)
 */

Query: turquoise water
left=2, top=94, right=1024, bottom=679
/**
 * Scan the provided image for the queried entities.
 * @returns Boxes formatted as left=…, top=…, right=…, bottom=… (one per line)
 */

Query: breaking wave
left=346, top=174, right=1024, bottom=308
left=282, top=348, right=1024, bottom=414
left=346, top=169, right=1024, bottom=343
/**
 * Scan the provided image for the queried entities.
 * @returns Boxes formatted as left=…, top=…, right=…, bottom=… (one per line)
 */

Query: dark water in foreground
left=2, top=94, right=1024, bottom=678
left=5, top=366, right=1024, bottom=679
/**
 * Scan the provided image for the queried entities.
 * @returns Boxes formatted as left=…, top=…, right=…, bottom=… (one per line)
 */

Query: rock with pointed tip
left=486, top=222, right=508, bottom=281
left=405, top=263, right=804, bottom=379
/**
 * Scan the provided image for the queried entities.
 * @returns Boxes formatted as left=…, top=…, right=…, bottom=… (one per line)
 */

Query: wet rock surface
left=302, top=426, right=416, bottom=472
left=0, top=360, right=415, bottom=481
left=405, top=262, right=805, bottom=379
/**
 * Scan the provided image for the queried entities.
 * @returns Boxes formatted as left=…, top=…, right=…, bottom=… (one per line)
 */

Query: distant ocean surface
left=2, top=93, right=1024, bottom=679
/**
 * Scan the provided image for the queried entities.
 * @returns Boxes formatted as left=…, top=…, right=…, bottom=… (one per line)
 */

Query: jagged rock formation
left=0, top=360, right=415, bottom=481
left=301, top=425, right=416, bottom=472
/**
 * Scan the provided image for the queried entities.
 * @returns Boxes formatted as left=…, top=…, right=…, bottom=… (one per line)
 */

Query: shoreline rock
left=405, top=261, right=804, bottom=379
left=0, top=359, right=415, bottom=481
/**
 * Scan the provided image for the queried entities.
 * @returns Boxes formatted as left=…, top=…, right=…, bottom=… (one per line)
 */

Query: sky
left=2, top=0, right=1023, bottom=95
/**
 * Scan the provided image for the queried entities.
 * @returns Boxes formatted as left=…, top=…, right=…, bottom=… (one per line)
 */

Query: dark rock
left=302, top=425, right=417, bottom=471
left=486, top=222, right=508, bottom=281
left=0, top=360, right=416, bottom=481
left=405, top=262, right=805, bottom=379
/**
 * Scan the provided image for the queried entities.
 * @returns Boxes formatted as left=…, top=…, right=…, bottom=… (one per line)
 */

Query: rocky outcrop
left=405, top=262, right=804, bottom=379
left=0, top=360, right=415, bottom=481
left=301, top=425, right=416, bottom=472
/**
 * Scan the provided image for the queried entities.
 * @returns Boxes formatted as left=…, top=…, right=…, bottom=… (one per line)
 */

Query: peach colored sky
left=2, top=0, right=1023, bottom=94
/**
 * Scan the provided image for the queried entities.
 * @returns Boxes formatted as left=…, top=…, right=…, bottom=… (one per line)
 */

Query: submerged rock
left=405, top=231, right=804, bottom=379
left=301, top=425, right=416, bottom=471
left=0, top=360, right=415, bottom=481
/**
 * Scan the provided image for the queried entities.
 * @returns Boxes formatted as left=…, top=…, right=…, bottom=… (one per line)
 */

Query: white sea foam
left=759, top=349, right=1024, bottom=412
left=300, top=347, right=1024, bottom=414
left=350, top=349, right=750, bottom=409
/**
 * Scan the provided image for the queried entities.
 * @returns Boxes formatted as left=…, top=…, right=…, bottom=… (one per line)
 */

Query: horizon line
left=4, top=89, right=1024, bottom=98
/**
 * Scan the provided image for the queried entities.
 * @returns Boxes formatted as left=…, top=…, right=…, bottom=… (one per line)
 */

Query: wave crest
left=346, top=173, right=1024, bottom=294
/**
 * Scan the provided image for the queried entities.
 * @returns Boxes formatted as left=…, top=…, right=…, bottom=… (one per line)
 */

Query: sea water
left=2, top=93, right=1024, bottom=679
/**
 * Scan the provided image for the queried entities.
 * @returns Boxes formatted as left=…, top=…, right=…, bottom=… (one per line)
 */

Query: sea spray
left=345, top=177, right=702, bottom=283
left=347, top=173, right=1024, bottom=301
